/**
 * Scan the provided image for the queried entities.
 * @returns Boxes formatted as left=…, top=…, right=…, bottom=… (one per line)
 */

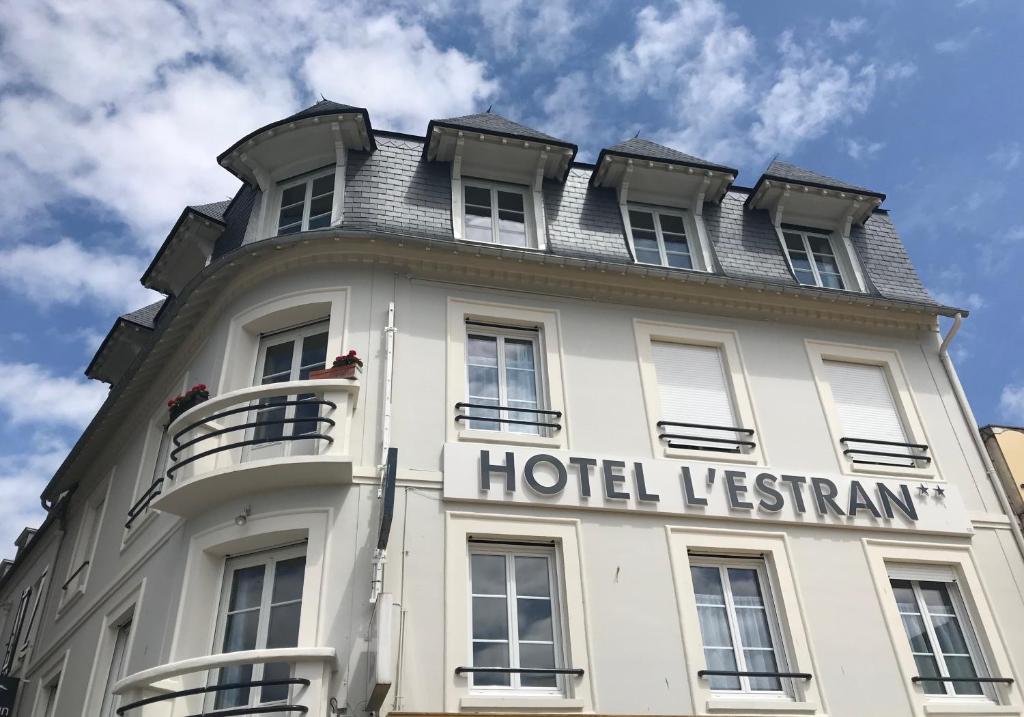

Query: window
left=35, top=670, right=61, bottom=717
left=468, top=543, right=564, bottom=694
left=823, top=360, right=917, bottom=468
left=277, top=170, right=334, bottom=235
left=210, top=545, right=306, bottom=711
left=690, top=558, right=791, bottom=696
left=98, top=618, right=133, bottom=717
left=249, top=322, right=329, bottom=460
left=465, top=324, right=543, bottom=436
left=463, top=181, right=532, bottom=247
left=889, top=572, right=993, bottom=700
left=782, top=229, right=844, bottom=289
left=1, top=586, right=31, bottom=674
left=628, top=207, right=693, bottom=269
left=64, top=487, right=107, bottom=598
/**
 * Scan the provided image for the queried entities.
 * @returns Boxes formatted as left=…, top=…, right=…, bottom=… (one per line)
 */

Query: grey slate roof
left=602, top=137, right=737, bottom=174
left=216, top=131, right=939, bottom=310
left=761, top=159, right=882, bottom=198
left=189, top=200, right=230, bottom=223
left=430, top=111, right=574, bottom=148
left=120, top=299, right=165, bottom=329
left=286, top=99, right=364, bottom=122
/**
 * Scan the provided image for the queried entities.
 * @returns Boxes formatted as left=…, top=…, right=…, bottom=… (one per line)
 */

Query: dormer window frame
left=273, top=165, right=337, bottom=237
left=458, top=177, right=539, bottom=250
left=770, top=218, right=867, bottom=294
left=625, top=203, right=708, bottom=272
left=780, top=226, right=849, bottom=290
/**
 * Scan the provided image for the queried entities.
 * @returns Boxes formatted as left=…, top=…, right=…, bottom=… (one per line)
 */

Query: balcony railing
left=840, top=437, right=930, bottom=468
left=657, top=420, right=756, bottom=454
left=150, top=379, right=359, bottom=516
left=113, top=647, right=336, bottom=717
left=454, top=402, right=562, bottom=433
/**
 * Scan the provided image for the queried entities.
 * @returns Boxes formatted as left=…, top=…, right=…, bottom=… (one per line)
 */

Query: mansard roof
left=751, top=159, right=885, bottom=201
left=598, top=137, right=738, bottom=175
left=121, top=299, right=166, bottom=329
left=188, top=199, right=231, bottom=223
left=427, top=110, right=574, bottom=148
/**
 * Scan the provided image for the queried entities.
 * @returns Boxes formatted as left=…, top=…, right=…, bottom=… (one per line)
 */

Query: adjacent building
left=2, top=100, right=1023, bottom=717
left=981, top=425, right=1024, bottom=527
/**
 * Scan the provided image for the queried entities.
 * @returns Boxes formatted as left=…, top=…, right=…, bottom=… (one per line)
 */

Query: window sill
left=56, top=585, right=85, bottom=618
left=705, top=697, right=818, bottom=714
left=663, top=445, right=762, bottom=466
left=120, top=509, right=159, bottom=552
left=846, top=459, right=937, bottom=481
left=459, top=695, right=584, bottom=711
left=458, top=428, right=564, bottom=450
left=923, top=703, right=1019, bottom=716
left=455, top=238, right=546, bottom=253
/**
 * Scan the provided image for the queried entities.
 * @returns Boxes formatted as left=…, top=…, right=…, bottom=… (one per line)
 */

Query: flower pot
left=169, top=392, right=209, bottom=422
left=309, top=365, right=359, bottom=380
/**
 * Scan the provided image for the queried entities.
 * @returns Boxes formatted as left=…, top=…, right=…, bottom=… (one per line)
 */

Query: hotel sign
left=443, top=443, right=973, bottom=535
left=0, top=675, right=18, bottom=717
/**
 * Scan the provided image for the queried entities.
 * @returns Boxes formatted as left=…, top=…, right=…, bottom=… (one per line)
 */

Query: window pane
left=472, top=642, right=510, bottom=686
left=807, top=235, right=833, bottom=255
left=691, top=566, right=726, bottom=605
left=932, top=614, right=969, bottom=656
left=891, top=580, right=917, bottom=613
left=228, top=566, right=265, bottom=611
left=519, top=643, right=556, bottom=688
left=788, top=250, right=812, bottom=273
left=272, top=557, right=306, bottom=604
left=467, top=366, right=499, bottom=400
left=472, top=596, right=509, bottom=640
left=309, top=193, right=332, bottom=219
left=299, top=333, right=329, bottom=375
left=281, top=184, right=306, bottom=207
left=659, top=214, right=686, bottom=235
left=278, top=203, right=304, bottom=232
left=266, top=603, right=301, bottom=648
left=636, top=247, right=662, bottom=264
left=497, top=191, right=524, bottom=213
left=222, top=610, right=260, bottom=653
left=517, top=599, right=553, bottom=642
left=900, top=613, right=933, bottom=654
left=947, top=655, right=983, bottom=696
left=920, top=582, right=956, bottom=615
left=498, top=218, right=528, bottom=247
left=735, top=608, right=773, bottom=650
left=465, top=186, right=491, bottom=207
left=629, top=210, right=655, bottom=231
left=728, top=569, right=765, bottom=607
left=514, top=556, right=550, bottom=597
left=471, top=554, right=507, bottom=595
left=311, top=175, right=334, bottom=197
left=215, top=663, right=254, bottom=708
left=794, top=269, right=817, bottom=286
left=260, top=661, right=292, bottom=703
left=468, top=335, right=498, bottom=366
left=813, top=253, right=841, bottom=276
left=744, top=649, right=782, bottom=691
left=783, top=232, right=804, bottom=251
left=913, top=653, right=945, bottom=695
left=465, top=203, right=493, bottom=243
left=262, top=342, right=295, bottom=380
left=819, top=272, right=844, bottom=290
left=697, top=605, right=733, bottom=648
left=704, top=647, right=741, bottom=690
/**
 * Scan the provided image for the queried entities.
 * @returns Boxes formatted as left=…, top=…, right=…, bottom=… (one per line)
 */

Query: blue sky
left=0, top=0, right=1022, bottom=552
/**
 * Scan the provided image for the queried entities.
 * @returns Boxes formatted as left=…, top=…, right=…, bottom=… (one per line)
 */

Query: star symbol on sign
left=918, top=484, right=930, bottom=496
left=934, top=485, right=946, bottom=498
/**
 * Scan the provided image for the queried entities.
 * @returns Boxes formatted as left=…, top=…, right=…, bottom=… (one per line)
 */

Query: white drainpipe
left=370, top=301, right=397, bottom=603
left=938, top=313, right=1024, bottom=562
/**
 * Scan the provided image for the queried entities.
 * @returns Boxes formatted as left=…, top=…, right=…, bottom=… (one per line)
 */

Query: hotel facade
left=2, top=101, right=1023, bottom=717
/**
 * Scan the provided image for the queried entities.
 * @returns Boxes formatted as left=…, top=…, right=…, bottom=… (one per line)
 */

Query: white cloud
left=0, top=362, right=107, bottom=427
left=533, top=72, right=595, bottom=144
left=932, top=290, right=985, bottom=311
left=989, top=143, right=1022, bottom=171
left=827, top=17, right=867, bottom=42
left=471, top=0, right=585, bottom=66
left=0, top=433, right=70, bottom=558
left=883, top=61, right=917, bottom=81
left=844, top=138, right=885, bottom=161
left=0, top=238, right=159, bottom=311
left=935, top=28, right=981, bottom=54
left=1000, top=385, right=1024, bottom=425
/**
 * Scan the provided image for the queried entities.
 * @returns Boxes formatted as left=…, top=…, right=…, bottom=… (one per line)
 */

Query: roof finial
left=634, top=129, right=641, bottom=139
left=486, top=104, right=493, bottom=113
left=320, top=93, right=327, bottom=103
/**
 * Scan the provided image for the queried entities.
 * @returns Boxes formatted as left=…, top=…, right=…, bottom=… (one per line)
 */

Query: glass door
left=208, top=545, right=307, bottom=711
left=247, top=322, right=329, bottom=462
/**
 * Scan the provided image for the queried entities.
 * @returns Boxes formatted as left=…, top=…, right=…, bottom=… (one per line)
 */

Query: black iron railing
left=61, top=561, right=90, bottom=591
left=840, top=437, right=930, bottom=468
left=698, top=669, right=812, bottom=680
left=455, top=666, right=584, bottom=676
left=657, top=421, right=756, bottom=453
left=125, top=479, right=163, bottom=529
left=166, top=398, right=337, bottom=479
left=912, top=675, right=1013, bottom=685
left=454, top=402, right=562, bottom=431
left=116, top=677, right=310, bottom=716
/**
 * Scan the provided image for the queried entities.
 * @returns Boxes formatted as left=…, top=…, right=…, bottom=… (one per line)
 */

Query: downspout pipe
left=938, top=313, right=1024, bottom=560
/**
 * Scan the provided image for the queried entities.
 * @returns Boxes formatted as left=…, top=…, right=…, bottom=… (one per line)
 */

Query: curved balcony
left=113, top=647, right=337, bottom=716
left=151, top=379, right=359, bottom=517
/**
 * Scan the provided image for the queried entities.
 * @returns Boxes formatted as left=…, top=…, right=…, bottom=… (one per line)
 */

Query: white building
left=2, top=101, right=1023, bottom=717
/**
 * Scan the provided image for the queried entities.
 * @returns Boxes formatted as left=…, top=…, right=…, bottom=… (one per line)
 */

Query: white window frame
left=626, top=204, right=706, bottom=271
left=1, top=585, right=32, bottom=674
left=98, top=616, right=134, bottom=717
left=32, top=652, right=68, bottom=717
left=60, top=478, right=112, bottom=608
left=688, top=556, right=793, bottom=699
left=447, top=299, right=568, bottom=450
left=806, top=340, right=936, bottom=479
left=460, top=178, right=537, bottom=249
left=667, top=526, right=826, bottom=715
left=635, top=320, right=764, bottom=465
left=467, top=542, right=566, bottom=696
left=206, top=543, right=308, bottom=712
left=464, top=324, right=546, bottom=438
left=444, top=512, right=595, bottom=712
left=780, top=227, right=849, bottom=289
left=274, top=167, right=335, bottom=236
left=887, top=566, right=995, bottom=702
left=863, top=539, right=1023, bottom=716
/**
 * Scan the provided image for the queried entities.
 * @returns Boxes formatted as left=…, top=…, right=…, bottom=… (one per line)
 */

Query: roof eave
left=423, top=120, right=578, bottom=181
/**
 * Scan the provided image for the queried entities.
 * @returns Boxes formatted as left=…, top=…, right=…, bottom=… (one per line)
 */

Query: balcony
left=113, top=647, right=336, bottom=716
left=150, top=379, right=359, bottom=517
left=657, top=420, right=757, bottom=454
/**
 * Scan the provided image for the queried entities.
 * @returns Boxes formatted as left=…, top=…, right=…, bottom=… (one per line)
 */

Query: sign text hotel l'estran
left=442, top=443, right=973, bottom=535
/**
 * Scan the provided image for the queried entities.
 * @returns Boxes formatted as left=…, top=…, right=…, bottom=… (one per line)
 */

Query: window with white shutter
left=822, top=360, right=924, bottom=468
left=651, top=342, right=755, bottom=454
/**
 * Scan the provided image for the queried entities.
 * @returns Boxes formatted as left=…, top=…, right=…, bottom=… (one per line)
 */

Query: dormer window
left=628, top=207, right=693, bottom=269
left=463, top=180, right=533, bottom=248
left=277, top=169, right=335, bottom=235
left=782, top=229, right=845, bottom=289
